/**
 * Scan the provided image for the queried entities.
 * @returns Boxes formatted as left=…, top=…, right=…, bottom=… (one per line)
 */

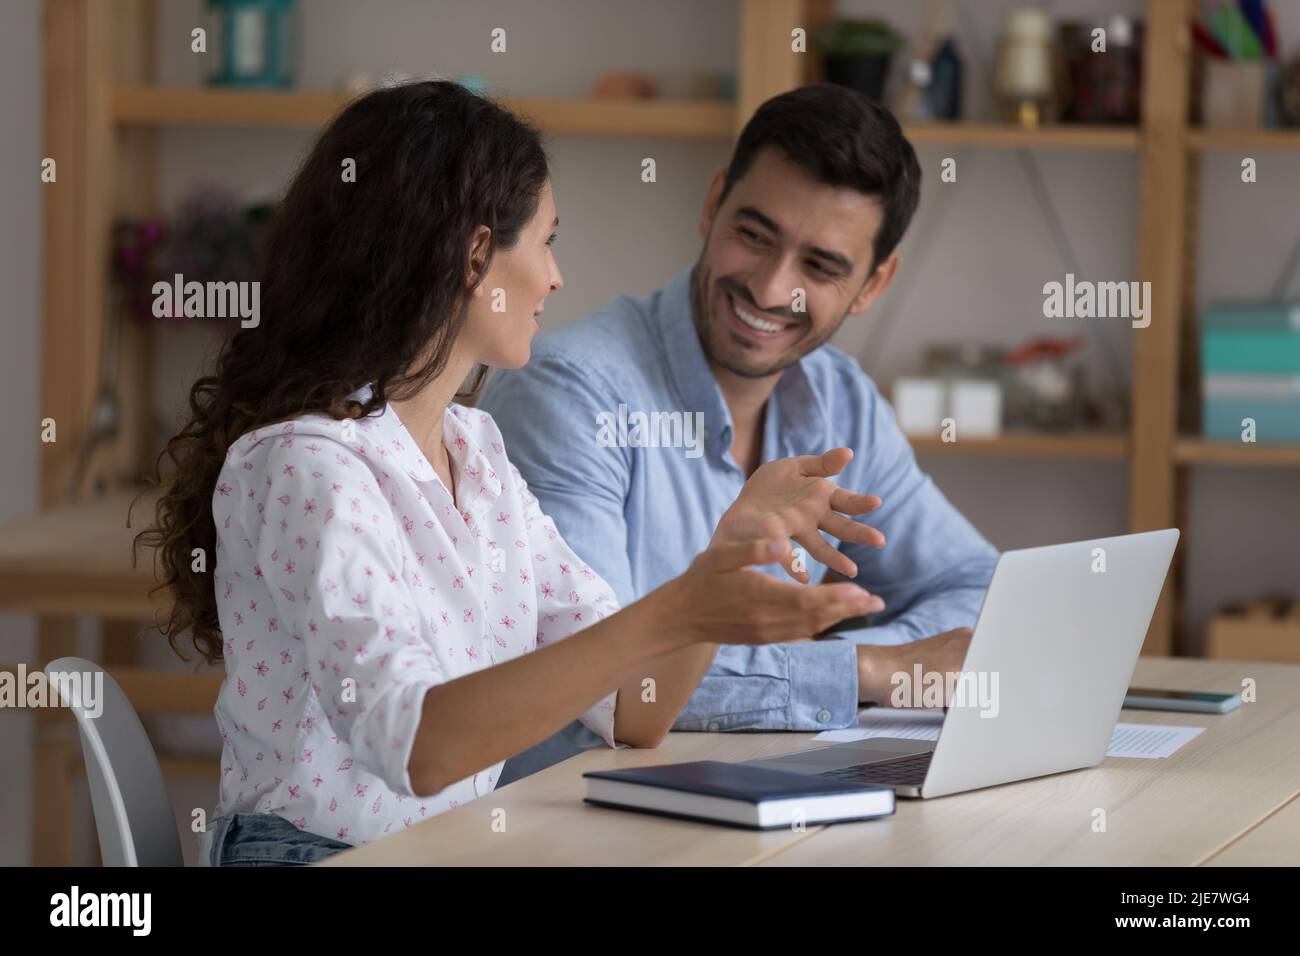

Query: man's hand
left=712, top=447, right=885, bottom=583
left=856, top=627, right=974, bottom=706
left=658, top=540, right=887, bottom=647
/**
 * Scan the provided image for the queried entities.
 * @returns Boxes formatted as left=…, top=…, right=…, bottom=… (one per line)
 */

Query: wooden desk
left=323, top=731, right=831, bottom=866
left=1202, top=793, right=1300, bottom=866
left=324, top=658, right=1300, bottom=866
left=0, top=487, right=166, bottom=620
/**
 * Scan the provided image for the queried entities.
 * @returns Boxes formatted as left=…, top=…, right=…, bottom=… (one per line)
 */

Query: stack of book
left=1201, top=302, right=1300, bottom=443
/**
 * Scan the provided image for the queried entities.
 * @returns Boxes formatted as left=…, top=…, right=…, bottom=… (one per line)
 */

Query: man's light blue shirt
left=479, top=265, right=997, bottom=778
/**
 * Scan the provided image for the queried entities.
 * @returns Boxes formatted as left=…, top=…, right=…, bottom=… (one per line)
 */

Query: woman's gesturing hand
left=711, top=448, right=885, bottom=583
left=656, top=539, right=885, bottom=647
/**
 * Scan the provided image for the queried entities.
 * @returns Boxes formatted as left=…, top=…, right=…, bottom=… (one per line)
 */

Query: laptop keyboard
left=817, top=750, right=934, bottom=787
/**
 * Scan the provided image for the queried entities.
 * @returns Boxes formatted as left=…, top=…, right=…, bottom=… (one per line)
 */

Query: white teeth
left=731, top=296, right=788, bottom=333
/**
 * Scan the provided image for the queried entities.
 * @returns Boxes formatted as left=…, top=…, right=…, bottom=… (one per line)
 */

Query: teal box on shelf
left=1200, top=303, right=1300, bottom=442
left=1201, top=302, right=1300, bottom=331
left=1203, top=396, right=1300, bottom=442
left=1202, top=330, right=1300, bottom=374
left=206, top=0, right=298, bottom=89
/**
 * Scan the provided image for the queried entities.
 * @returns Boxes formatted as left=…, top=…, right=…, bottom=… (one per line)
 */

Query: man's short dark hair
left=719, top=84, right=921, bottom=275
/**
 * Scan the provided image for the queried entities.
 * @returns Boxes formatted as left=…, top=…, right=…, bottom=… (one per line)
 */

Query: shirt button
left=816, top=709, right=832, bottom=724
left=707, top=721, right=720, bottom=732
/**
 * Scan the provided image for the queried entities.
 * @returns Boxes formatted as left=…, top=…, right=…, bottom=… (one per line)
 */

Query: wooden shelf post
left=36, top=0, right=157, bottom=866
left=737, top=0, right=831, bottom=133
left=1130, top=0, right=1195, bottom=655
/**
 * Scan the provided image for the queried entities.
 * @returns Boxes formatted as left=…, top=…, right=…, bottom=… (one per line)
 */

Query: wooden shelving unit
left=19, top=0, right=1298, bottom=864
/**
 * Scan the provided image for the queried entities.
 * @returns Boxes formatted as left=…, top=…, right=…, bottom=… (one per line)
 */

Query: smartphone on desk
left=1124, top=687, right=1243, bottom=714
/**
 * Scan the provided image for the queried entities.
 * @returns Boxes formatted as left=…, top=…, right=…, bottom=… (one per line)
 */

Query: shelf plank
left=111, top=666, right=223, bottom=714
left=59, top=740, right=220, bottom=780
left=1175, top=438, right=1300, bottom=467
left=110, top=88, right=1147, bottom=149
left=113, top=86, right=350, bottom=129
left=901, top=121, right=1139, bottom=151
left=908, top=431, right=1128, bottom=460
left=507, top=96, right=734, bottom=140
left=111, top=86, right=736, bottom=139
left=156, top=751, right=221, bottom=779
left=0, top=664, right=221, bottom=715
left=1189, top=128, right=1300, bottom=151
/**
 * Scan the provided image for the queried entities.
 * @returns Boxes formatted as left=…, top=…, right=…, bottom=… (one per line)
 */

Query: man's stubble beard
left=689, top=256, right=843, bottom=380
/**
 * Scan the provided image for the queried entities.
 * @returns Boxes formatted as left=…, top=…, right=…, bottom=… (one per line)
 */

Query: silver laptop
left=743, top=529, right=1179, bottom=799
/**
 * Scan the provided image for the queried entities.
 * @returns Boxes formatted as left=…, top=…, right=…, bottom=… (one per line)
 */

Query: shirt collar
left=656, top=266, right=734, bottom=457
left=654, top=265, right=828, bottom=460
left=348, top=383, right=503, bottom=512
left=441, top=404, right=504, bottom=514
left=347, top=382, right=438, bottom=483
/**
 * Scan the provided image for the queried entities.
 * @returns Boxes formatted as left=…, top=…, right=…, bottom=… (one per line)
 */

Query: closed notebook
left=582, top=760, right=895, bottom=830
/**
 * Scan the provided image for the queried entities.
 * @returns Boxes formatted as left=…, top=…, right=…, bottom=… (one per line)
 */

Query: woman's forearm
left=405, top=538, right=874, bottom=797
left=406, top=582, right=691, bottom=796
left=612, top=639, right=719, bottom=747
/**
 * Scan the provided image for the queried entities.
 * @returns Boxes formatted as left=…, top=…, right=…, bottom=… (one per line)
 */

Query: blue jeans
left=209, top=812, right=352, bottom=867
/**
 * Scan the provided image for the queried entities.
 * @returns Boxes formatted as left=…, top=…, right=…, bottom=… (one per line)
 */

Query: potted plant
left=815, top=19, right=906, bottom=102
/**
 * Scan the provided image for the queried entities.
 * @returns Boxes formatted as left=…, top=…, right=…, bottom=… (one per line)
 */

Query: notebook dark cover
left=582, top=760, right=894, bottom=829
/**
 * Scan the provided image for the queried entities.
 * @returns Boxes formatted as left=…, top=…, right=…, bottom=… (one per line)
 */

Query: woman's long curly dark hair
left=133, top=81, right=550, bottom=667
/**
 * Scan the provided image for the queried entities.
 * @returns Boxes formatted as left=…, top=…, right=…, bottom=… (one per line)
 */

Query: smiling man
left=479, top=84, right=998, bottom=781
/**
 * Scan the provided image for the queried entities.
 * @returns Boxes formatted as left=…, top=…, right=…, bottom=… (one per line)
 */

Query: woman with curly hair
left=135, top=80, right=882, bottom=866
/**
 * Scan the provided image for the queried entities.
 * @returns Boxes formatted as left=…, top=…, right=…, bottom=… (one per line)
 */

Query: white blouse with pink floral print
left=211, top=382, right=620, bottom=847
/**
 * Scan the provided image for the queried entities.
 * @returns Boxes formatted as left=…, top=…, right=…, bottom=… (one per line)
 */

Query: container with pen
left=1190, top=0, right=1296, bottom=130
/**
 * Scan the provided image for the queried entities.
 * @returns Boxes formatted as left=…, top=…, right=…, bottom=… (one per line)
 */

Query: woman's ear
left=466, top=225, right=493, bottom=293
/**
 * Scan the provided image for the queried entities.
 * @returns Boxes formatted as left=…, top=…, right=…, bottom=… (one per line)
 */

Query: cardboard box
left=1205, top=599, right=1300, bottom=662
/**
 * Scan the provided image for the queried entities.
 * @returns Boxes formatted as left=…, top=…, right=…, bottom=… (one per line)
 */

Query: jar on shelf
left=1060, top=15, right=1142, bottom=124
left=1004, top=337, right=1088, bottom=431
left=993, top=8, right=1058, bottom=127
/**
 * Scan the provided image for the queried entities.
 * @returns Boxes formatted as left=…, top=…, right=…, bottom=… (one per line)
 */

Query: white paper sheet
left=812, top=708, right=945, bottom=743
left=811, top=710, right=1204, bottom=759
left=1105, top=723, right=1205, bottom=759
